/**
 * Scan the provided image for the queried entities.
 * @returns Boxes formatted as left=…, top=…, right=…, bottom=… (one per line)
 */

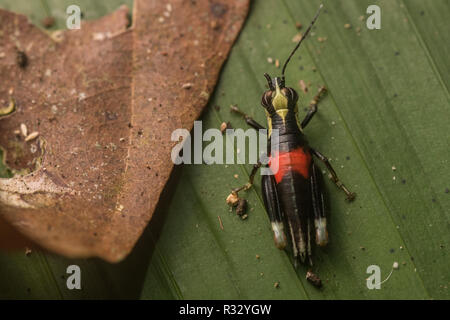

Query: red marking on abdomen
left=269, top=147, right=312, bottom=184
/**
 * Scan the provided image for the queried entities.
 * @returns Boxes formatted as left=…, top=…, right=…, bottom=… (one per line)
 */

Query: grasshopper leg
left=261, top=172, right=287, bottom=249
left=227, top=105, right=266, bottom=202
left=230, top=105, right=266, bottom=130
left=310, top=163, right=328, bottom=246
left=300, top=86, right=327, bottom=129
left=311, top=148, right=356, bottom=201
left=231, top=161, right=262, bottom=195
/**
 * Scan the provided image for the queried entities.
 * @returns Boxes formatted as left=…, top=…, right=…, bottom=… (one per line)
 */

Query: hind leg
left=261, top=174, right=287, bottom=250
left=310, top=163, right=328, bottom=246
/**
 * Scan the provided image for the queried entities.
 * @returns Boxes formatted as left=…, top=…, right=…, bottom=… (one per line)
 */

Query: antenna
left=281, top=4, right=323, bottom=79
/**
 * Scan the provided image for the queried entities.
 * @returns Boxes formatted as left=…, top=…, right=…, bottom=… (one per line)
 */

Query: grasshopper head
left=261, top=73, right=298, bottom=114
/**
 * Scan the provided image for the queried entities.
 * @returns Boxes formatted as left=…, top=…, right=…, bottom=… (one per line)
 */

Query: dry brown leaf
left=0, top=0, right=249, bottom=262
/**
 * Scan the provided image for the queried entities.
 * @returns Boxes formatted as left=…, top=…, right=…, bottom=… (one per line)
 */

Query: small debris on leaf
left=299, top=80, right=308, bottom=93
left=226, top=192, right=239, bottom=207
left=218, top=215, right=224, bottom=230
left=295, top=21, right=302, bottom=29
left=292, top=33, right=302, bottom=43
left=220, top=122, right=231, bottom=134
left=306, top=270, right=322, bottom=288
left=236, top=198, right=247, bottom=216
left=344, top=23, right=351, bottom=29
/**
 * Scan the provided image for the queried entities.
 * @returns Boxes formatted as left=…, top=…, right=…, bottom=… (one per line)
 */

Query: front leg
left=230, top=105, right=266, bottom=130
left=300, top=86, right=327, bottom=129
left=227, top=106, right=267, bottom=212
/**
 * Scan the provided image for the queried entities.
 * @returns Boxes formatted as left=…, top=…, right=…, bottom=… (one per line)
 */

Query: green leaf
left=0, top=0, right=448, bottom=299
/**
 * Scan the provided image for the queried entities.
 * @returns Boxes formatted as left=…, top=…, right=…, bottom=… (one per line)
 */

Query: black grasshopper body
left=229, top=5, right=355, bottom=287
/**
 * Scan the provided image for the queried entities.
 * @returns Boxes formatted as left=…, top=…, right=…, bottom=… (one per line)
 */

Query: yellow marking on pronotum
left=276, top=109, right=289, bottom=122
left=269, top=78, right=290, bottom=125
left=272, top=81, right=288, bottom=111
left=0, top=98, right=15, bottom=116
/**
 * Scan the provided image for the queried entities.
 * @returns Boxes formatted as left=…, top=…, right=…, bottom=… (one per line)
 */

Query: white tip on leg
left=315, top=218, right=328, bottom=246
left=271, top=222, right=287, bottom=250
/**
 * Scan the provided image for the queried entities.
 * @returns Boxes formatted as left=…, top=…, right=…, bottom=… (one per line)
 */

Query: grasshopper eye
left=283, top=87, right=299, bottom=108
left=261, top=90, right=273, bottom=109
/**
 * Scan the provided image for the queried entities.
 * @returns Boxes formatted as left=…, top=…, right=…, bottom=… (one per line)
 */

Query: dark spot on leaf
left=420, top=11, right=425, bottom=16
left=390, top=248, right=395, bottom=253
left=394, top=51, right=400, bottom=56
